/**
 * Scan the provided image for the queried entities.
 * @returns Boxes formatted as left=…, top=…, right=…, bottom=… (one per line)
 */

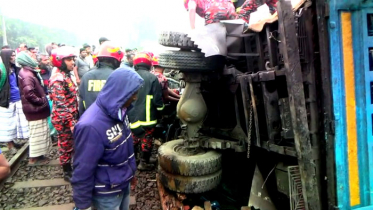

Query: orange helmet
left=97, top=41, right=124, bottom=62
left=50, top=46, right=76, bottom=68
left=152, top=56, right=159, bottom=66
left=133, top=52, right=152, bottom=67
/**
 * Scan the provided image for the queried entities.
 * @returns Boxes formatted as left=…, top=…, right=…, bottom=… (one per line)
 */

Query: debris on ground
left=130, top=170, right=161, bottom=210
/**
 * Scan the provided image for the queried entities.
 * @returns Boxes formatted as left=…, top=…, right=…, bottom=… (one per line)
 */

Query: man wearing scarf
left=17, top=51, right=51, bottom=165
left=37, top=54, right=58, bottom=145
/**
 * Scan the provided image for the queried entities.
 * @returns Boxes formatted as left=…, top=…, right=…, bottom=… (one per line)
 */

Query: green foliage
left=0, top=15, right=83, bottom=51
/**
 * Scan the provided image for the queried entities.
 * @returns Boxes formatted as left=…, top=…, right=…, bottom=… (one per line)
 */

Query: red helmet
left=97, top=41, right=124, bottom=62
left=152, top=56, right=159, bottom=66
left=147, top=52, right=154, bottom=59
left=50, top=46, right=77, bottom=68
left=133, top=52, right=152, bottom=67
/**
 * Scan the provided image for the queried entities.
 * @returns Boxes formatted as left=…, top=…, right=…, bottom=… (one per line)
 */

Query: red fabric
left=237, top=0, right=278, bottom=22
left=192, top=0, right=237, bottom=24
left=150, top=71, right=168, bottom=91
left=132, top=128, right=155, bottom=152
left=54, top=123, right=74, bottom=165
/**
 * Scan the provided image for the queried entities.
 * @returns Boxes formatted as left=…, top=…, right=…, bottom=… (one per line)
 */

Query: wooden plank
left=157, top=174, right=187, bottom=210
left=28, top=159, right=60, bottom=167
left=277, top=1, right=321, bottom=210
left=0, top=143, right=29, bottom=191
left=8, top=143, right=28, bottom=167
left=157, top=173, right=171, bottom=210
left=15, top=203, right=74, bottom=210
left=12, top=179, right=69, bottom=189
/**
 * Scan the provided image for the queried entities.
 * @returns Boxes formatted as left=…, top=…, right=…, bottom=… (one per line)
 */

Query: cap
left=99, top=37, right=110, bottom=44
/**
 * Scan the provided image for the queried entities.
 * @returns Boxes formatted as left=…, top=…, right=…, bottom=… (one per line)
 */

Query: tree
left=0, top=15, right=83, bottom=51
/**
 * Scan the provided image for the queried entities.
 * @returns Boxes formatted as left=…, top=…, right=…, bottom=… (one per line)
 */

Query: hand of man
left=70, top=126, right=74, bottom=133
left=130, top=176, right=137, bottom=191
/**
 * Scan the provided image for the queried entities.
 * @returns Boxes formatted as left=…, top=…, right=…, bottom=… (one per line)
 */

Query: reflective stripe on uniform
left=130, top=120, right=157, bottom=129
left=130, top=95, right=160, bottom=129
left=146, top=95, right=153, bottom=122
left=157, top=104, right=165, bottom=111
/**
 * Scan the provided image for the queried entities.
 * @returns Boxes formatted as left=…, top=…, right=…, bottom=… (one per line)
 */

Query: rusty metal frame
left=315, top=0, right=337, bottom=209
left=266, top=25, right=279, bottom=68
left=239, top=75, right=258, bottom=149
left=277, top=1, right=322, bottom=210
left=248, top=76, right=261, bottom=146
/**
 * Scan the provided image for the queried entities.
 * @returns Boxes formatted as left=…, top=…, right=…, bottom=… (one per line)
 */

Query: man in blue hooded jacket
left=71, top=67, right=144, bottom=210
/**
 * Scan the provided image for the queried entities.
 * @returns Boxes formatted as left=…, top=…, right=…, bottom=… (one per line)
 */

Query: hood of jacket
left=96, top=67, right=143, bottom=121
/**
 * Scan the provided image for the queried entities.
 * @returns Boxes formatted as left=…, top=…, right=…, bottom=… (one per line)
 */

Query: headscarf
left=17, top=51, right=44, bottom=86
left=17, top=51, right=38, bottom=68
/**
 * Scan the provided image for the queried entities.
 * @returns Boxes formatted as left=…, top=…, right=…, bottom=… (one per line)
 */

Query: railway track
left=0, top=143, right=29, bottom=192
left=0, top=143, right=157, bottom=210
left=0, top=145, right=74, bottom=210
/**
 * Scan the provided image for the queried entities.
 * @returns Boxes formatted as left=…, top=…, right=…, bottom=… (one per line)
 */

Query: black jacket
left=0, top=64, right=20, bottom=108
left=78, top=63, right=114, bottom=117
left=128, top=67, right=164, bottom=137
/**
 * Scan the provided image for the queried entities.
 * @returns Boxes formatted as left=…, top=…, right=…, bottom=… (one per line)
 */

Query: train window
left=368, top=14, right=373, bottom=36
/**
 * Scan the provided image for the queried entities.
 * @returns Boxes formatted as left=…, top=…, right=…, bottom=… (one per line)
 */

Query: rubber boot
left=138, top=152, right=155, bottom=171
left=62, top=164, right=72, bottom=182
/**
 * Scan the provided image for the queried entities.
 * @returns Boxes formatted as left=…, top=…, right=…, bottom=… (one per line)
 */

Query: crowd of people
left=0, top=37, right=180, bottom=210
left=0, top=0, right=289, bottom=209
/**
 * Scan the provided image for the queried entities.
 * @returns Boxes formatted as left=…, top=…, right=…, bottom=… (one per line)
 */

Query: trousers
left=53, top=123, right=73, bottom=165
left=132, top=128, right=155, bottom=153
left=92, top=185, right=130, bottom=210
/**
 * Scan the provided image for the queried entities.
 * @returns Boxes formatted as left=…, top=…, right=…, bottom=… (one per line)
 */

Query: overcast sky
left=0, top=0, right=205, bottom=54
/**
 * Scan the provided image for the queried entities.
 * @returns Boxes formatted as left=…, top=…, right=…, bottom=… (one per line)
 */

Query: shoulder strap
left=49, top=72, right=65, bottom=86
